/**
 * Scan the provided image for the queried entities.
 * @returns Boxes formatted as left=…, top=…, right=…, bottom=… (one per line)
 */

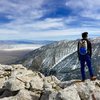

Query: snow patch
left=72, top=65, right=77, bottom=70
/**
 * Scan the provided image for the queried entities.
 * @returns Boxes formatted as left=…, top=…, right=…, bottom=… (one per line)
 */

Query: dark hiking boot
left=81, top=79, right=85, bottom=82
left=90, top=76, right=96, bottom=81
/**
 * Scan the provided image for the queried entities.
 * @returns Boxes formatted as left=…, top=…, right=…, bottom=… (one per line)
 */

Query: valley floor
left=0, top=44, right=42, bottom=64
left=0, top=50, right=32, bottom=64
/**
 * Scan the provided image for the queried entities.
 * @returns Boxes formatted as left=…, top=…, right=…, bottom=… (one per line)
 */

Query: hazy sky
left=0, top=0, right=100, bottom=40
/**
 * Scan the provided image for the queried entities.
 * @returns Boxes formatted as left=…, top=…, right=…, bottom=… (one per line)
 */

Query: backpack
left=79, top=40, right=88, bottom=55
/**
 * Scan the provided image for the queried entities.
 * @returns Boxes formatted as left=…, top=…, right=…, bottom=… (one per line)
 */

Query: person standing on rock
left=78, top=32, right=96, bottom=82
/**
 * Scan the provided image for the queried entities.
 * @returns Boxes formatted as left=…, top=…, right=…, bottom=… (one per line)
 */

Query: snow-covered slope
left=17, top=37, right=100, bottom=81
left=18, top=40, right=77, bottom=71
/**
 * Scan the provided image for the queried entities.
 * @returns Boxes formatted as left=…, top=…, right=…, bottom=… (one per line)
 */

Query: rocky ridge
left=0, top=64, right=100, bottom=100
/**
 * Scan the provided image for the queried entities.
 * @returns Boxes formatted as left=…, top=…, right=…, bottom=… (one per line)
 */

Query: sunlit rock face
left=0, top=64, right=100, bottom=100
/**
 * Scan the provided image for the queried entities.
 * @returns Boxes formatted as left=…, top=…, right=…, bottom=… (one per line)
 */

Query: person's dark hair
left=82, top=32, right=88, bottom=39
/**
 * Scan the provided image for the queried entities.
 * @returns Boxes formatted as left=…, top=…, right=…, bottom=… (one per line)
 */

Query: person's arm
left=89, top=42, right=92, bottom=57
left=88, top=40, right=92, bottom=57
left=77, top=41, right=80, bottom=60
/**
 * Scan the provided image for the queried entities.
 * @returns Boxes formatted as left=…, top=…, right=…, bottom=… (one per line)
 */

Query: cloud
left=28, top=28, right=100, bottom=40
left=1, top=18, right=64, bottom=32
left=0, top=0, right=44, bottom=22
left=0, top=23, right=99, bottom=40
left=0, top=0, right=100, bottom=40
left=32, top=18, right=64, bottom=30
left=65, top=0, right=100, bottom=19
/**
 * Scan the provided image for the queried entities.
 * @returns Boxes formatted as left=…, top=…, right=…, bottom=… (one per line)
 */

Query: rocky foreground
left=0, top=64, right=100, bottom=100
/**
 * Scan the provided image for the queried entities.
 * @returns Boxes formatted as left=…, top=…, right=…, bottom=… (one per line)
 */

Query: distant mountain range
left=0, top=40, right=55, bottom=45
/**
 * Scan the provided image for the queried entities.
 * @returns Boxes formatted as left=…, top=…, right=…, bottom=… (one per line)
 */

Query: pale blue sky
left=0, top=0, right=100, bottom=40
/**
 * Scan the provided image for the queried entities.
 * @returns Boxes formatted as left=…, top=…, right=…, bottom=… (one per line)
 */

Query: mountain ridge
left=17, top=38, right=100, bottom=81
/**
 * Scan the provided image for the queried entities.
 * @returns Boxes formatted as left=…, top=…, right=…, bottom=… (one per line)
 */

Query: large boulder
left=3, top=77, right=25, bottom=91
left=57, top=85, right=80, bottom=100
left=75, top=80, right=100, bottom=100
left=16, top=89, right=40, bottom=100
left=29, top=75, right=44, bottom=91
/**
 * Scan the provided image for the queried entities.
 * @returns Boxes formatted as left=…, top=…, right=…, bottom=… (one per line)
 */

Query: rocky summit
left=0, top=64, right=100, bottom=100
